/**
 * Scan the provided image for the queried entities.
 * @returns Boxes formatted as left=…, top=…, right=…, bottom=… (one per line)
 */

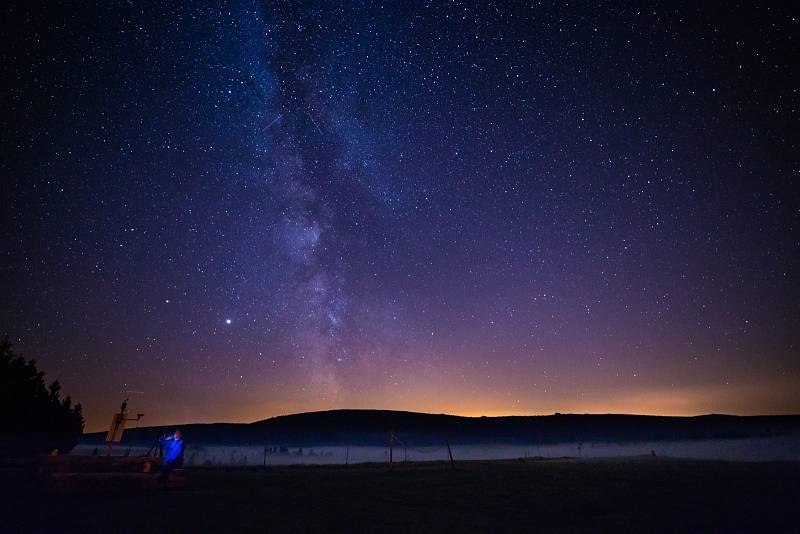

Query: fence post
left=447, top=442, right=455, bottom=469
left=388, top=432, right=394, bottom=470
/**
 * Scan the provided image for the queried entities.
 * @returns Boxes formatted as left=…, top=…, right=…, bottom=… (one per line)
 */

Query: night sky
left=3, top=1, right=798, bottom=431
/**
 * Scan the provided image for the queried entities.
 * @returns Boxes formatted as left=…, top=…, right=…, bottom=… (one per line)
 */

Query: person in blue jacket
left=158, top=429, right=184, bottom=481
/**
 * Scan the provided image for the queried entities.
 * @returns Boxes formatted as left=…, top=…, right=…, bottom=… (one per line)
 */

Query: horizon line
left=83, top=408, right=800, bottom=433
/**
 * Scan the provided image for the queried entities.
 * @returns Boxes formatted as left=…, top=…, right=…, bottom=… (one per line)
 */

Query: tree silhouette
left=0, top=336, right=84, bottom=456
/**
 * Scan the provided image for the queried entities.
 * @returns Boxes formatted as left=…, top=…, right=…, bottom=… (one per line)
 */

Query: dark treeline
left=0, top=336, right=84, bottom=456
left=80, top=409, right=800, bottom=447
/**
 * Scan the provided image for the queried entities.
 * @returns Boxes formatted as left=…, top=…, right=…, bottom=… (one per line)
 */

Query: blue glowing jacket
left=162, top=437, right=185, bottom=466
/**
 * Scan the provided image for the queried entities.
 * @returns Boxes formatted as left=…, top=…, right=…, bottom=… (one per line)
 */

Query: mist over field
left=76, top=434, right=800, bottom=466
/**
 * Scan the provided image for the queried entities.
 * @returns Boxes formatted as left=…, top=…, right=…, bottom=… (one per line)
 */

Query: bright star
left=225, top=319, right=232, bottom=325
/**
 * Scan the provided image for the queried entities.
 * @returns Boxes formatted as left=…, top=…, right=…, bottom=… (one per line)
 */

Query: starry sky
left=2, top=1, right=798, bottom=431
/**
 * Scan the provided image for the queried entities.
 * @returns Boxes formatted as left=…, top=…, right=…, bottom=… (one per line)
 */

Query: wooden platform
left=36, top=455, right=185, bottom=489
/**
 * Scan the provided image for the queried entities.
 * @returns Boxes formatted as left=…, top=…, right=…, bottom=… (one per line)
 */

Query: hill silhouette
left=80, top=409, right=800, bottom=447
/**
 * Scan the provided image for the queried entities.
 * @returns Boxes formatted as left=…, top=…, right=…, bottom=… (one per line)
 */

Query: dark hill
left=80, top=409, right=800, bottom=447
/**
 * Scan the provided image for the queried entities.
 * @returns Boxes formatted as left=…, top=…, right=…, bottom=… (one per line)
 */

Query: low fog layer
left=76, top=435, right=800, bottom=466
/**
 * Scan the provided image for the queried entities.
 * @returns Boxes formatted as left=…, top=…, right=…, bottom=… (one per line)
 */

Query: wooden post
left=263, top=446, right=268, bottom=467
left=388, top=432, right=394, bottom=470
left=447, top=442, right=455, bottom=470
left=345, top=446, right=349, bottom=467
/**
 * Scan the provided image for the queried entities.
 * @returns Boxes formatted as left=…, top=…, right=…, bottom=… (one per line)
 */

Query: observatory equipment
left=105, top=399, right=144, bottom=453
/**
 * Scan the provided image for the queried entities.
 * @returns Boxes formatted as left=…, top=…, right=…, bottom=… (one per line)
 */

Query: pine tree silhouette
left=0, top=335, right=84, bottom=456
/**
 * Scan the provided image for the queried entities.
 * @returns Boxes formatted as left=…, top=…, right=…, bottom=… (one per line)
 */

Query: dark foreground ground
left=3, top=457, right=799, bottom=532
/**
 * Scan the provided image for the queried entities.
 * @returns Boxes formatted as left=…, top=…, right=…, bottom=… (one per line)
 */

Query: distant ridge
left=80, top=409, right=800, bottom=447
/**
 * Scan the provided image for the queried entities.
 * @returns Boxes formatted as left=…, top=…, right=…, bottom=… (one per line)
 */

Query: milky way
left=2, top=1, right=798, bottom=429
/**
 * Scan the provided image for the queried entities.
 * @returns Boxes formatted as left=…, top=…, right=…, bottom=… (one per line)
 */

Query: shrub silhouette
left=0, top=336, right=84, bottom=456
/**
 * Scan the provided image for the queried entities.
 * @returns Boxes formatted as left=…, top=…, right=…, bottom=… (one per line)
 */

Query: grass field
left=4, top=457, right=799, bottom=532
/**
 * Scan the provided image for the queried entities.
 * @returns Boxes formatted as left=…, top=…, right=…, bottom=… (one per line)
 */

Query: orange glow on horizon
left=89, top=375, right=800, bottom=434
